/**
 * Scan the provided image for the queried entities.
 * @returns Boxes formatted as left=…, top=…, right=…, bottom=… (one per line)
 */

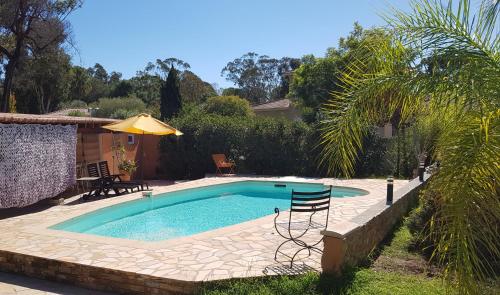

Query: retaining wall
left=0, top=250, right=198, bottom=295
left=321, top=175, right=428, bottom=274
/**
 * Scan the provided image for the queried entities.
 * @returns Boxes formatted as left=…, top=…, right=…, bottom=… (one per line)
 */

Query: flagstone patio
left=0, top=176, right=407, bottom=294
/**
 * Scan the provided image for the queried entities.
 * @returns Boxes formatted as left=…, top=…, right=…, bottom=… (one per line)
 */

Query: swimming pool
left=51, top=181, right=367, bottom=242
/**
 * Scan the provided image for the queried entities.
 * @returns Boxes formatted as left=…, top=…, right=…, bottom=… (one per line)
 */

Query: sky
left=68, top=0, right=412, bottom=88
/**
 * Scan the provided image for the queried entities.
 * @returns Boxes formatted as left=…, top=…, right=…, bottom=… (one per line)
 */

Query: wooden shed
left=0, top=113, right=161, bottom=180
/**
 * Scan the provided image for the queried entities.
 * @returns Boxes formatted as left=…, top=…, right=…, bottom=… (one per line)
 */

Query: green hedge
left=159, top=111, right=320, bottom=179
left=158, top=109, right=417, bottom=180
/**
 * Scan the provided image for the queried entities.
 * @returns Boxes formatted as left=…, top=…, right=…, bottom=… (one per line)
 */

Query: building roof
left=0, top=112, right=118, bottom=126
left=252, top=99, right=293, bottom=111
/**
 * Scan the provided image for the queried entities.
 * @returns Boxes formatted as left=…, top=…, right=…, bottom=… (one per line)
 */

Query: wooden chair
left=212, top=154, right=236, bottom=176
left=273, top=186, right=332, bottom=267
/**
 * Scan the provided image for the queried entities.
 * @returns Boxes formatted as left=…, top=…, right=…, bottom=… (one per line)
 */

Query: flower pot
left=120, top=172, right=131, bottom=181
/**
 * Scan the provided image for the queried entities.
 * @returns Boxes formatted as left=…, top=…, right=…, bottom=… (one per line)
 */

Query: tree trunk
left=1, top=60, right=17, bottom=112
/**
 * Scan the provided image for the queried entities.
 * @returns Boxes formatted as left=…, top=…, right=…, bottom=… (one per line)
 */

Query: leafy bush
left=353, top=127, right=419, bottom=179
left=159, top=109, right=318, bottom=179
left=67, top=110, right=88, bottom=117
left=354, top=128, right=394, bottom=178
left=60, top=99, right=87, bottom=109
left=407, top=188, right=441, bottom=257
left=94, top=96, right=146, bottom=119
left=204, top=95, right=253, bottom=117
left=408, top=187, right=500, bottom=274
left=159, top=108, right=419, bottom=180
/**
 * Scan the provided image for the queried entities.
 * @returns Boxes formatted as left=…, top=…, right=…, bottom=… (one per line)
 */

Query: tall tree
left=108, top=71, right=122, bottom=84
left=88, top=63, right=108, bottom=83
left=141, top=58, right=190, bottom=79
left=68, top=65, right=91, bottom=101
left=221, top=52, right=300, bottom=103
left=129, top=71, right=162, bottom=106
left=110, top=80, right=133, bottom=98
left=320, top=1, right=499, bottom=293
left=14, top=48, right=72, bottom=113
left=179, top=70, right=216, bottom=103
left=160, top=66, right=182, bottom=121
left=276, top=57, right=301, bottom=98
left=290, top=24, right=389, bottom=122
left=156, top=58, right=190, bottom=77
left=0, top=0, right=81, bottom=112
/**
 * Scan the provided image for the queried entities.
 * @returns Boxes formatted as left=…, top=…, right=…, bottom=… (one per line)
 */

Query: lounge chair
left=273, top=186, right=332, bottom=267
left=212, top=154, right=236, bottom=176
left=98, top=161, right=149, bottom=191
left=83, top=163, right=139, bottom=198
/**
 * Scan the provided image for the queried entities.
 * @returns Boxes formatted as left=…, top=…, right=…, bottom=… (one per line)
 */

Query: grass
left=201, top=269, right=449, bottom=295
left=201, top=219, right=452, bottom=295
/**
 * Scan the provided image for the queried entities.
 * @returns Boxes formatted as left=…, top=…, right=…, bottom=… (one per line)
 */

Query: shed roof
left=0, top=112, right=118, bottom=126
left=252, top=99, right=293, bottom=111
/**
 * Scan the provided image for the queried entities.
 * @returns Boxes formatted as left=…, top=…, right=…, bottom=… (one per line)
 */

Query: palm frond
left=319, top=34, right=420, bottom=176
left=429, top=109, right=500, bottom=293
left=320, top=1, right=499, bottom=293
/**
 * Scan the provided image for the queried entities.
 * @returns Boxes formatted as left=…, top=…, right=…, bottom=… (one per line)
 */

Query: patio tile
left=0, top=176, right=407, bottom=293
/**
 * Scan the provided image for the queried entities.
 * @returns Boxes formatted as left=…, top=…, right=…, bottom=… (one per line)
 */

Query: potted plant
left=113, top=143, right=138, bottom=181
left=118, top=159, right=137, bottom=181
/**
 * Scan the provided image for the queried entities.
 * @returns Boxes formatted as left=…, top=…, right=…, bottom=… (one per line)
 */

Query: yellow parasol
left=102, top=113, right=182, bottom=182
left=102, top=113, right=183, bottom=136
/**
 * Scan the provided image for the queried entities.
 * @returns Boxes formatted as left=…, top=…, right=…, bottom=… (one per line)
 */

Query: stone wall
left=0, top=250, right=198, bottom=295
left=321, top=176, right=427, bottom=274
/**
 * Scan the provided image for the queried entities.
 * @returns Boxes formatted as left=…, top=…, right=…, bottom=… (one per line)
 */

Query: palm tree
left=320, top=0, right=499, bottom=293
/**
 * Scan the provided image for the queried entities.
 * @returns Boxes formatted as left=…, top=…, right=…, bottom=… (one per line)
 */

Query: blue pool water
left=51, top=181, right=366, bottom=241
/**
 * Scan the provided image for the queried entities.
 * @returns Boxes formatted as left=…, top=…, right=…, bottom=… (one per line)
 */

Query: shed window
left=127, top=134, right=135, bottom=145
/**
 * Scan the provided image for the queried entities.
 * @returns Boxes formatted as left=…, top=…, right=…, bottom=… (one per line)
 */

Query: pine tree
left=160, top=66, right=182, bottom=121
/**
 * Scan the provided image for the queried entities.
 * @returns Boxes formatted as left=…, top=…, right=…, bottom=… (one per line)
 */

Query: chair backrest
left=212, top=154, right=227, bottom=166
left=98, top=161, right=111, bottom=178
left=290, top=186, right=332, bottom=214
left=87, top=162, right=100, bottom=178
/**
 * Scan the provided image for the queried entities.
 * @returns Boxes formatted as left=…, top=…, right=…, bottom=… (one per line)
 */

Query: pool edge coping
left=28, top=178, right=373, bottom=251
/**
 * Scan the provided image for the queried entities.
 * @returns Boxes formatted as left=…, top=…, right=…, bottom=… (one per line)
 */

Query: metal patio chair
left=273, top=185, right=332, bottom=267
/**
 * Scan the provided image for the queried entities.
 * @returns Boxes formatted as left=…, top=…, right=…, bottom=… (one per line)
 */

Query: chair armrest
left=273, top=207, right=288, bottom=239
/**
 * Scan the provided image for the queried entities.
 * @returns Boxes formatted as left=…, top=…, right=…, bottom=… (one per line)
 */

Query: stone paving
left=0, top=176, right=407, bottom=293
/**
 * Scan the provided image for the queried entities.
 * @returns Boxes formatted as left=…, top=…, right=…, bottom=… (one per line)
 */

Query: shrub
left=353, top=127, right=419, bottom=179
left=60, top=99, right=87, bottom=109
left=67, top=110, right=88, bottom=117
left=159, top=111, right=318, bottom=179
left=408, top=187, right=500, bottom=273
left=406, top=188, right=440, bottom=257
left=204, top=95, right=253, bottom=117
left=94, top=96, right=146, bottom=119
left=354, top=128, right=394, bottom=178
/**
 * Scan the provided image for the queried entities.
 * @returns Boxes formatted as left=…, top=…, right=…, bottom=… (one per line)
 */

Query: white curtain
left=0, top=123, right=77, bottom=208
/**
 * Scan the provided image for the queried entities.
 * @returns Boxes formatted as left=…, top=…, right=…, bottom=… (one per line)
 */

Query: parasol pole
left=140, top=130, right=145, bottom=183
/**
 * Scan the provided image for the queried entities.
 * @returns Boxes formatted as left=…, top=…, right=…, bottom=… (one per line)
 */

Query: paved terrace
left=0, top=177, right=407, bottom=294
